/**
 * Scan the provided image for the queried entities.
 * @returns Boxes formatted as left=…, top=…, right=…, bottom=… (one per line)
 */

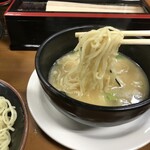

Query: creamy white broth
left=48, top=52, right=149, bottom=106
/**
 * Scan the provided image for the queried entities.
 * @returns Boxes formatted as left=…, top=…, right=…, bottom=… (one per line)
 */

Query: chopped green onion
left=116, top=54, right=123, bottom=59
left=105, top=92, right=117, bottom=101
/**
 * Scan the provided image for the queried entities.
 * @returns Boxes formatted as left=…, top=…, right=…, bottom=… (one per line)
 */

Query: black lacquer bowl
left=0, top=80, right=28, bottom=149
left=35, top=25, right=150, bottom=126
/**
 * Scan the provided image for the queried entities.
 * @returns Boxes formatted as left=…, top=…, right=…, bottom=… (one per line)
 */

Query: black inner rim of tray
left=9, top=0, right=143, bottom=12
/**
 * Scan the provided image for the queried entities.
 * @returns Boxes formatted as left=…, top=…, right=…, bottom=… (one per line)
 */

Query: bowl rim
left=0, top=79, right=29, bottom=150
left=35, top=25, right=150, bottom=112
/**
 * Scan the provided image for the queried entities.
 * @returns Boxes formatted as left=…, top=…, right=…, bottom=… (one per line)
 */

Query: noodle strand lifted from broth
left=73, top=27, right=124, bottom=94
left=49, top=26, right=149, bottom=106
left=55, top=27, right=123, bottom=94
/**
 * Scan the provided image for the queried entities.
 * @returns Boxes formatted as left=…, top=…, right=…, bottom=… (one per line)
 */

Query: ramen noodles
left=48, top=26, right=149, bottom=106
left=0, top=96, right=17, bottom=150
